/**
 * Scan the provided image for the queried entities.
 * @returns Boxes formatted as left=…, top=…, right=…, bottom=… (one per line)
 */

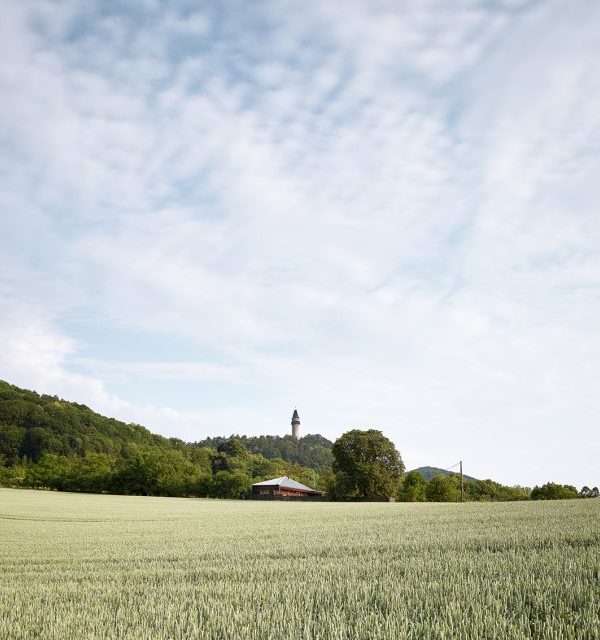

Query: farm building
left=251, top=476, right=323, bottom=499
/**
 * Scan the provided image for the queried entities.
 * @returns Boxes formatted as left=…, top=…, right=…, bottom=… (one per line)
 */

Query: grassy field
left=0, top=489, right=598, bottom=639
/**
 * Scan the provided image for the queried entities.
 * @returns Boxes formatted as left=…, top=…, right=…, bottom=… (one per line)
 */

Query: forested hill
left=0, top=379, right=331, bottom=497
left=0, top=379, right=183, bottom=463
left=0, top=380, right=330, bottom=472
left=194, top=434, right=333, bottom=471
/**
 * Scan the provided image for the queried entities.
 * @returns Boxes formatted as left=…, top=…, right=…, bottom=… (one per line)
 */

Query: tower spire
left=291, top=408, right=300, bottom=439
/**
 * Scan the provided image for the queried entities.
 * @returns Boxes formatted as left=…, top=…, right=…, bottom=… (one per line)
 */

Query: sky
left=1, top=0, right=599, bottom=488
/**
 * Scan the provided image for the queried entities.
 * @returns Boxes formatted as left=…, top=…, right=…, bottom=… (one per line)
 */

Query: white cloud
left=0, top=0, right=599, bottom=487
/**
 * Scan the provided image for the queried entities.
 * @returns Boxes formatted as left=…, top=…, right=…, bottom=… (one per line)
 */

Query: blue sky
left=1, top=0, right=599, bottom=487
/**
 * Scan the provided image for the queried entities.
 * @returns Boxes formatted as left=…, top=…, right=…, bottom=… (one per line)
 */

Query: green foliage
left=24, top=453, right=69, bottom=489
left=195, top=433, right=333, bottom=472
left=331, top=429, right=404, bottom=500
left=531, top=482, right=579, bottom=500
left=465, top=479, right=531, bottom=502
left=579, top=486, right=599, bottom=498
left=397, top=473, right=531, bottom=503
left=397, top=470, right=427, bottom=502
left=210, top=471, right=252, bottom=499
left=0, top=380, right=174, bottom=461
left=425, top=474, right=462, bottom=502
left=110, top=451, right=208, bottom=497
left=0, top=425, right=25, bottom=464
left=0, top=460, right=26, bottom=487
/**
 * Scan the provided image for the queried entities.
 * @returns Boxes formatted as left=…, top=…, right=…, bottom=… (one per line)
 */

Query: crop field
left=0, top=490, right=599, bottom=640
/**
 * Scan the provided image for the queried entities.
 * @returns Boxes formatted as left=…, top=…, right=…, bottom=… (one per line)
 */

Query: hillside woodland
left=0, top=380, right=596, bottom=501
left=0, top=380, right=322, bottom=498
left=195, top=434, right=333, bottom=471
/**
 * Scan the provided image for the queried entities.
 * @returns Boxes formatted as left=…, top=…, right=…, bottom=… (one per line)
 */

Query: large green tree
left=330, top=429, right=404, bottom=500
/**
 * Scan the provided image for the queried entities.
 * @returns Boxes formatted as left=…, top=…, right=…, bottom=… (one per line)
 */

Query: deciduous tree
left=397, top=470, right=427, bottom=502
left=331, top=429, right=404, bottom=500
left=425, top=474, right=461, bottom=502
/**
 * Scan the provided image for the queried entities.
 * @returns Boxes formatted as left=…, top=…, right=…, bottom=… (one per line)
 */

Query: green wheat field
left=1, top=489, right=599, bottom=639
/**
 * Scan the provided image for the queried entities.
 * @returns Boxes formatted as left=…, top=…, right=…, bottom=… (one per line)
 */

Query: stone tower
left=291, top=409, right=300, bottom=440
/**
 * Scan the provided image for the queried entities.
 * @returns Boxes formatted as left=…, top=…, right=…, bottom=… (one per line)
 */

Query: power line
left=439, top=460, right=464, bottom=502
left=444, top=461, right=461, bottom=471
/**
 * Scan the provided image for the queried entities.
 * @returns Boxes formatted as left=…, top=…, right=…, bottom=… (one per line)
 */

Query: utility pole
left=460, top=461, right=464, bottom=503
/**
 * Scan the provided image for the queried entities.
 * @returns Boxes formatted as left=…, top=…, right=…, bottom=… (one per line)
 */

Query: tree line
left=0, top=437, right=322, bottom=498
left=0, top=381, right=596, bottom=501
left=0, top=380, right=324, bottom=498
left=325, top=429, right=598, bottom=502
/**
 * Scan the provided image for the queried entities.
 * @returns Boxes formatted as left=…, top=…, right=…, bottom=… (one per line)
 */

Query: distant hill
left=411, top=466, right=479, bottom=482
